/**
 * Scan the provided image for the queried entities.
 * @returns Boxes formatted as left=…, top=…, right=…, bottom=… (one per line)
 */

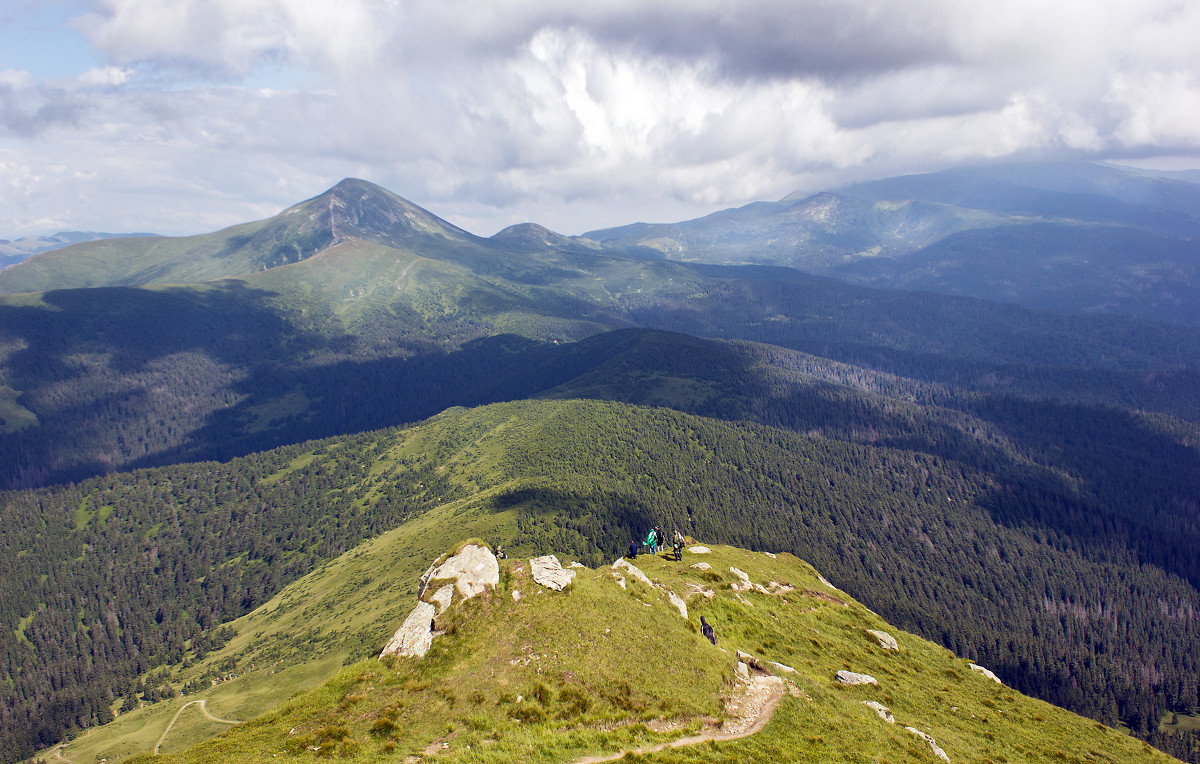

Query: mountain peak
left=488, top=222, right=579, bottom=251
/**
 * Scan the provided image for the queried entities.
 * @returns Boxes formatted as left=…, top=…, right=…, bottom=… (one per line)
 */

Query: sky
left=2, top=0, right=1200, bottom=238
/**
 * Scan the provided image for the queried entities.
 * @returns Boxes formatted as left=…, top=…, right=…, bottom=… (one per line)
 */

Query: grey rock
left=379, top=602, right=437, bottom=659
left=666, top=590, right=688, bottom=620
left=969, top=663, right=1003, bottom=684
left=531, top=555, right=577, bottom=591
left=868, top=629, right=899, bottom=651
left=905, top=727, right=950, bottom=762
left=612, top=558, right=654, bottom=587
left=836, top=670, right=878, bottom=686
left=736, top=661, right=750, bottom=679
left=419, top=544, right=499, bottom=600
left=863, top=700, right=895, bottom=723
left=688, top=546, right=712, bottom=554
left=769, top=661, right=797, bottom=674
left=428, top=584, right=455, bottom=615
left=689, top=562, right=712, bottom=570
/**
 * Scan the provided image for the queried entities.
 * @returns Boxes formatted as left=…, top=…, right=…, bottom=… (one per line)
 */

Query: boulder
left=868, top=629, right=899, bottom=651
left=380, top=602, right=437, bottom=659
left=419, top=544, right=499, bottom=600
left=736, top=661, right=750, bottom=679
left=511, top=590, right=521, bottom=602
left=688, top=546, right=712, bottom=554
left=969, top=663, right=1003, bottom=684
left=530, top=555, right=576, bottom=591
left=905, top=727, right=950, bottom=762
left=770, top=661, right=797, bottom=674
left=666, top=590, right=688, bottom=620
left=689, top=562, right=712, bottom=571
left=836, top=670, right=878, bottom=686
left=863, top=700, right=895, bottom=723
left=612, top=558, right=654, bottom=588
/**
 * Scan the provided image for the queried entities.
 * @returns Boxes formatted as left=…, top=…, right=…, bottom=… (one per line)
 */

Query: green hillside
left=6, top=400, right=1199, bottom=762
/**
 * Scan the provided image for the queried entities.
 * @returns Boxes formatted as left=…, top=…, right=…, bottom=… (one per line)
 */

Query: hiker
left=645, top=526, right=659, bottom=556
left=700, top=616, right=716, bottom=645
left=628, top=539, right=638, bottom=559
left=674, top=530, right=686, bottom=560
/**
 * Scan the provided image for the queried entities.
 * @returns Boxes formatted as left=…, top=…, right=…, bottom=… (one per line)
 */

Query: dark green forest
left=1, top=400, right=1198, bottom=762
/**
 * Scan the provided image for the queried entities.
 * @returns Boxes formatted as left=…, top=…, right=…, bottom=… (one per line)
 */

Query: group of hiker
left=627, top=525, right=686, bottom=559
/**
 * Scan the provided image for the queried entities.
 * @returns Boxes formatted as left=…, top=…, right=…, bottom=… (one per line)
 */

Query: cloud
left=1, top=0, right=1199, bottom=238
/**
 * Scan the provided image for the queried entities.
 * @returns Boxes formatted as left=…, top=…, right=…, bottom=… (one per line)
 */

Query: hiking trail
left=573, top=674, right=785, bottom=763
left=153, top=699, right=242, bottom=754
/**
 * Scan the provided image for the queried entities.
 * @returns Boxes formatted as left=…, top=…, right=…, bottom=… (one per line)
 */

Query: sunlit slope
left=66, top=534, right=1181, bottom=764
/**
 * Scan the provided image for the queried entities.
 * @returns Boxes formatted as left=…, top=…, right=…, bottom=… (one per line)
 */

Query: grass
left=52, top=534, right=1182, bottom=764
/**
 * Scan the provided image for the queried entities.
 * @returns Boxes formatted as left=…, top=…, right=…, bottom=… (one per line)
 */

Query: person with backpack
left=700, top=616, right=716, bottom=645
left=644, top=526, right=659, bottom=556
left=628, top=539, right=638, bottom=559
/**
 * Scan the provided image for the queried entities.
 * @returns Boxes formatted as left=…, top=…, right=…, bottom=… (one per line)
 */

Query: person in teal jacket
left=645, top=527, right=659, bottom=556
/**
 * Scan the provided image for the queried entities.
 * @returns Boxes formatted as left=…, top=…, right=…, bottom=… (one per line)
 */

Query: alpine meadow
left=1, top=163, right=1199, bottom=764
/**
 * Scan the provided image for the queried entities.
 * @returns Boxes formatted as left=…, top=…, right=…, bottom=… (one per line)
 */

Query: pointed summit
left=286, top=179, right=479, bottom=250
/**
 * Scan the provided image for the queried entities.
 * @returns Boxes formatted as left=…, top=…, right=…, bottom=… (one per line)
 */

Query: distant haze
left=1, top=1, right=1199, bottom=237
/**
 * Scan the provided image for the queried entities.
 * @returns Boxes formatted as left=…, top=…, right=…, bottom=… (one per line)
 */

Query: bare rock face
left=905, top=727, right=950, bottom=762
left=863, top=700, right=895, bottom=723
left=836, top=670, right=878, bottom=686
left=969, top=663, right=1003, bottom=684
left=666, top=590, right=688, bottom=620
left=611, top=558, right=654, bottom=588
left=419, top=544, right=499, bottom=600
left=428, top=585, right=455, bottom=615
left=379, top=602, right=436, bottom=658
left=868, top=629, right=899, bottom=651
left=530, top=555, right=576, bottom=591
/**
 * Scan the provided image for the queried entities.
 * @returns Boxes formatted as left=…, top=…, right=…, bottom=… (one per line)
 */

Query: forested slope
left=3, top=400, right=1198, bottom=762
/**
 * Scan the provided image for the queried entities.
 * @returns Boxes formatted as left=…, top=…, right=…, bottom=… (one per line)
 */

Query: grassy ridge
left=65, top=537, right=1179, bottom=764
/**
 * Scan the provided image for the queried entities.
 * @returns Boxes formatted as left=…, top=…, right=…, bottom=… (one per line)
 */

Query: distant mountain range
left=0, top=230, right=158, bottom=271
left=586, top=162, right=1200, bottom=325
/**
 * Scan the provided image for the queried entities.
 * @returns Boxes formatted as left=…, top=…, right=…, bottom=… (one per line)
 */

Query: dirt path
left=573, top=675, right=785, bottom=764
left=52, top=743, right=77, bottom=764
left=153, top=699, right=242, bottom=754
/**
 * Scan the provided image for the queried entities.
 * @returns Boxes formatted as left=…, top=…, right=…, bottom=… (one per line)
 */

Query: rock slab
left=531, top=555, right=576, bottom=591
left=905, top=727, right=950, bottom=762
left=380, top=602, right=436, bottom=659
left=688, top=546, right=712, bottom=554
left=863, top=700, right=895, bottom=723
left=689, top=562, right=712, bottom=571
left=868, top=629, right=899, bottom=651
left=969, top=663, right=1003, bottom=684
left=611, top=558, right=654, bottom=587
left=836, top=670, right=878, bottom=686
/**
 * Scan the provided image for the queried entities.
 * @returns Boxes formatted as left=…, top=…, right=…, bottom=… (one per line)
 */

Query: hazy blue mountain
left=0, top=231, right=158, bottom=270
left=586, top=162, right=1200, bottom=325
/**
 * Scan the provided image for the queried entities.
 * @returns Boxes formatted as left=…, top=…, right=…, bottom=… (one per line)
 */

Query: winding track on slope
left=153, top=699, right=242, bottom=754
left=573, top=674, right=785, bottom=764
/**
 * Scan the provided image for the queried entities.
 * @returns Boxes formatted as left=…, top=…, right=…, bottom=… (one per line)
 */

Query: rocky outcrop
left=382, top=544, right=499, bottom=661
left=667, top=590, right=688, bottom=620
left=905, top=727, right=950, bottom=762
left=969, top=663, right=1003, bottom=684
left=863, top=700, right=895, bottom=723
left=419, top=543, right=499, bottom=600
left=836, top=670, right=878, bottom=686
left=868, top=629, right=899, bottom=651
left=612, top=558, right=654, bottom=588
left=688, top=546, right=712, bottom=554
left=531, top=555, right=576, bottom=591
left=689, top=562, right=712, bottom=571
left=380, top=602, right=436, bottom=658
